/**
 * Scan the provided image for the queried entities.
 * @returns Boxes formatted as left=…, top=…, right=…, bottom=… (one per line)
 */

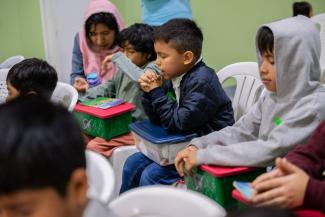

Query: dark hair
left=117, top=23, right=157, bottom=61
left=154, top=18, right=203, bottom=59
left=0, top=96, right=86, bottom=196
left=293, top=1, right=312, bottom=17
left=227, top=207, right=296, bottom=217
left=85, top=12, right=119, bottom=46
left=6, top=58, right=58, bottom=99
left=257, top=27, right=274, bottom=55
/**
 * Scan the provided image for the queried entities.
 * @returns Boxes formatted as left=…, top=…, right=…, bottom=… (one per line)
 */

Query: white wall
left=40, top=0, right=89, bottom=83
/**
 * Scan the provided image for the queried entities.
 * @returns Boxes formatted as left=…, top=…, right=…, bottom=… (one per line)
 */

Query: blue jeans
left=119, top=152, right=181, bottom=194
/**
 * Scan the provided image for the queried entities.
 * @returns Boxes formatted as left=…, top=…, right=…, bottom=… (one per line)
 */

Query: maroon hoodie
left=286, top=122, right=325, bottom=212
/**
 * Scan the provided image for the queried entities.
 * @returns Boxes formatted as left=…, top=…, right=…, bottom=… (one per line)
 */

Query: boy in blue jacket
left=120, top=18, right=234, bottom=193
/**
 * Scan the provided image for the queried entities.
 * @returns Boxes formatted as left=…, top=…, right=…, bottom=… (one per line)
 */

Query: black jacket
left=142, top=61, right=234, bottom=136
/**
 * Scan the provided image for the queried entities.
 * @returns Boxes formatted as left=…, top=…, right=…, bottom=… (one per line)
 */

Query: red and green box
left=74, top=102, right=135, bottom=140
left=185, top=165, right=265, bottom=210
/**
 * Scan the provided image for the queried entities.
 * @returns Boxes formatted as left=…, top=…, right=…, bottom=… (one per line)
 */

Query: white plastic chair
left=217, top=62, right=264, bottom=121
left=312, top=13, right=325, bottom=83
left=0, top=56, right=25, bottom=104
left=51, top=82, right=78, bottom=111
left=0, top=55, right=24, bottom=69
left=109, top=145, right=139, bottom=198
left=86, top=150, right=115, bottom=204
left=0, top=69, right=9, bottom=104
left=109, top=186, right=226, bottom=217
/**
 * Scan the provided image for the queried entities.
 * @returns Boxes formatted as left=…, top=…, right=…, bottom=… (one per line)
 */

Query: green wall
left=112, top=0, right=325, bottom=72
left=1, top=0, right=324, bottom=72
left=0, top=0, right=45, bottom=62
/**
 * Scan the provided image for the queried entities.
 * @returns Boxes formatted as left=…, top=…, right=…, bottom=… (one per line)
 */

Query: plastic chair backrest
left=109, top=186, right=226, bottom=217
left=0, top=55, right=24, bottom=69
left=217, top=62, right=264, bottom=121
left=109, top=146, right=138, bottom=198
left=86, top=150, right=115, bottom=204
left=312, top=13, right=325, bottom=83
left=0, top=69, right=9, bottom=104
left=51, top=82, right=78, bottom=111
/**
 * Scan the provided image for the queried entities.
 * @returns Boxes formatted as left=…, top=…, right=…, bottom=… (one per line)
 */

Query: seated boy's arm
left=193, top=102, right=322, bottom=167
left=149, top=79, right=232, bottom=134
left=285, top=122, right=325, bottom=178
left=111, top=52, right=160, bottom=81
left=141, top=91, right=161, bottom=124
left=71, top=33, right=86, bottom=85
left=78, top=80, right=116, bottom=102
left=304, top=177, right=325, bottom=212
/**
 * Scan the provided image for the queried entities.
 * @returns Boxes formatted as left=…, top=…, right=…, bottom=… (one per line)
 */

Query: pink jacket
left=79, top=0, right=125, bottom=82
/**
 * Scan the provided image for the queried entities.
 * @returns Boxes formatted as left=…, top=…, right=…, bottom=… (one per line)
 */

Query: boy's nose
left=259, top=61, right=268, bottom=75
left=123, top=50, right=130, bottom=58
left=156, top=59, right=161, bottom=67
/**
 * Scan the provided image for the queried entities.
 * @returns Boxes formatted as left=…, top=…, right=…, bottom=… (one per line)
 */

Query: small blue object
left=233, top=181, right=253, bottom=199
left=87, top=72, right=101, bottom=88
left=129, top=120, right=197, bottom=144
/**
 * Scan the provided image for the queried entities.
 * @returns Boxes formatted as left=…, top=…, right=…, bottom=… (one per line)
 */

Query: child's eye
left=101, top=31, right=110, bottom=36
left=89, top=32, right=96, bottom=37
left=159, top=54, right=167, bottom=59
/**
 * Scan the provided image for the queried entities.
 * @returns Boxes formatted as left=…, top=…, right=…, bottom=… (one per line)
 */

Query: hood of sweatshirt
left=192, top=15, right=325, bottom=167
left=257, top=15, right=322, bottom=101
left=79, top=0, right=125, bottom=82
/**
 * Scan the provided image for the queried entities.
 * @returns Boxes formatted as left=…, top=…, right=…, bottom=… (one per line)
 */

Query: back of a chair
left=0, top=69, right=9, bottom=104
left=109, top=186, right=226, bottom=217
left=86, top=150, right=115, bottom=204
left=51, top=82, right=78, bottom=111
left=109, top=146, right=139, bottom=198
left=312, top=13, right=325, bottom=83
left=217, top=62, right=264, bottom=121
left=0, top=56, right=25, bottom=104
left=0, top=55, right=24, bottom=69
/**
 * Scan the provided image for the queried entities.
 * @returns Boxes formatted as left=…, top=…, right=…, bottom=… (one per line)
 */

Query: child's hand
left=138, top=71, right=162, bottom=92
left=101, top=54, right=114, bottom=72
left=252, top=168, right=283, bottom=187
left=74, top=77, right=89, bottom=92
left=175, top=146, right=198, bottom=177
left=252, top=158, right=309, bottom=209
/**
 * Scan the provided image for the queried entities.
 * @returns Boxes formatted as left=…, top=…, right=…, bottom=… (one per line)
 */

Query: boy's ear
left=66, top=168, right=88, bottom=206
left=183, top=51, right=194, bottom=65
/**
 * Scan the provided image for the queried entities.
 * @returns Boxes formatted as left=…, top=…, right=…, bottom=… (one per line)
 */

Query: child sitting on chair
left=120, top=18, right=234, bottom=193
left=0, top=96, right=113, bottom=217
left=175, top=15, right=325, bottom=176
left=79, top=23, right=159, bottom=157
left=6, top=58, right=58, bottom=102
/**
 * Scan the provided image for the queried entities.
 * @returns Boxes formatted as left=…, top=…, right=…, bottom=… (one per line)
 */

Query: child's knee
left=139, top=165, right=157, bottom=186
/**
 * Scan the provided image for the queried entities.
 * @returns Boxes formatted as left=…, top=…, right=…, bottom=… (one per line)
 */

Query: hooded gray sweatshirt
left=191, top=15, right=325, bottom=167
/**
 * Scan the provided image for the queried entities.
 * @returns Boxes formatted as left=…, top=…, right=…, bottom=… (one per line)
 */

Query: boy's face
left=6, top=81, right=20, bottom=102
left=0, top=189, right=72, bottom=217
left=0, top=170, right=87, bottom=217
left=259, top=51, right=277, bottom=92
left=89, top=23, right=115, bottom=50
left=154, top=40, right=191, bottom=80
left=122, top=42, right=150, bottom=67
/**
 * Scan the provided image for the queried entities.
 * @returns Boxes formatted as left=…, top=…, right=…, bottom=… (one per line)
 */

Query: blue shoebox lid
left=129, top=120, right=198, bottom=144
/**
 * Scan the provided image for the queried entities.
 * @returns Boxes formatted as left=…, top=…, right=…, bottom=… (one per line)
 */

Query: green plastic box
left=73, top=102, right=135, bottom=140
left=185, top=165, right=265, bottom=210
